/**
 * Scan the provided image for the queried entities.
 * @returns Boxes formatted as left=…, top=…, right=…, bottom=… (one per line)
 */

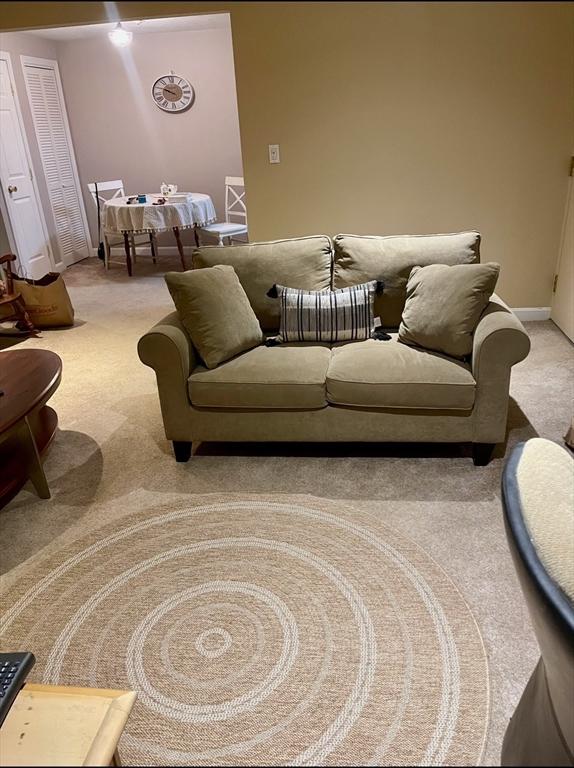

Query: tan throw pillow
left=398, top=262, right=500, bottom=359
left=165, top=265, right=263, bottom=369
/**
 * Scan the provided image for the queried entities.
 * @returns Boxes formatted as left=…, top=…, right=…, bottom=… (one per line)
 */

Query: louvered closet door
left=24, top=63, right=90, bottom=265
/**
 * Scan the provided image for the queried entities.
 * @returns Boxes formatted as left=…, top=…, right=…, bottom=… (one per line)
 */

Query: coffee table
left=0, top=349, right=62, bottom=507
left=0, top=683, right=136, bottom=766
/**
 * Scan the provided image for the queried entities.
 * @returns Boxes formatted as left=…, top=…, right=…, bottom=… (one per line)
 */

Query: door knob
left=7, top=185, right=17, bottom=194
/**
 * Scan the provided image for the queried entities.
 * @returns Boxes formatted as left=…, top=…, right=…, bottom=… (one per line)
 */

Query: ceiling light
left=108, top=22, right=132, bottom=47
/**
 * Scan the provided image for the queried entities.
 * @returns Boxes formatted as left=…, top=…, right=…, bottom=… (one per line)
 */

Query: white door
left=23, top=58, right=90, bottom=266
left=0, top=54, right=53, bottom=279
left=551, top=167, right=574, bottom=341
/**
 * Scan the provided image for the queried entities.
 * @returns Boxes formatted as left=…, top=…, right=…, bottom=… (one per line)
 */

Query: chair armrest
left=472, top=294, right=530, bottom=378
left=138, top=311, right=197, bottom=440
left=471, top=294, right=530, bottom=444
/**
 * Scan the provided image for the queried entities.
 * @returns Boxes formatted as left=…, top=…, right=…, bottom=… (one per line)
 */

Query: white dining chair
left=87, top=180, right=157, bottom=269
left=196, top=176, right=248, bottom=246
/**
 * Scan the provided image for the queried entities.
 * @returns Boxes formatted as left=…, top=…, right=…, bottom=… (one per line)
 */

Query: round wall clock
left=152, top=74, right=195, bottom=112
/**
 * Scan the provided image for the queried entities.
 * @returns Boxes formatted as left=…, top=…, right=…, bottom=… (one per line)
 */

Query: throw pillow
left=165, top=265, right=263, bottom=369
left=398, top=262, right=500, bottom=358
left=267, top=281, right=385, bottom=343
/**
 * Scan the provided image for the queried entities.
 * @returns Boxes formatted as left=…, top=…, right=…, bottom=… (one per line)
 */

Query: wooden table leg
left=19, top=416, right=51, bottom=499
left=123, top=232, right=133, bottom=276
left=149, top=233, right=157, bottom=264
left=194, top=225, right=200, bottom=247
left=173, top=227, right=186, bottom=270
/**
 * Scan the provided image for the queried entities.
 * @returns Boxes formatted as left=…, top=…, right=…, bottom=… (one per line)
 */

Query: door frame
left=0, top=50, right=55, bottom=275
left=21, top=54, right=91, bottom=266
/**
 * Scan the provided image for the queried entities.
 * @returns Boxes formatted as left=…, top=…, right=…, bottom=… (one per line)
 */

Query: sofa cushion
left=333, top=231, right=480, bottom=328
left=165, top=265, right=263, bottom=370
left=327, top=338, right=475, bottom=410
left=398, top=262, right=500, bottom=359
left=192, top=236, right=332, bottom=332
left=188, top=343, right=331, bottom=409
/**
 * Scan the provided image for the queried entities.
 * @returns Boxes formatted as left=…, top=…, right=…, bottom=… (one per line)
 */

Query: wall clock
left=152, top=74, right=195, bottom=112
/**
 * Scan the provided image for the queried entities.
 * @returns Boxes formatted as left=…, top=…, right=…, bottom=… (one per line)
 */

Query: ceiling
left=26, top=14, right=230, bottom=41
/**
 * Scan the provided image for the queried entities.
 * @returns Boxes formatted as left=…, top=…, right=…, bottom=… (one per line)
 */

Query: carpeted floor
left=1, top=256, right=573, bottom=765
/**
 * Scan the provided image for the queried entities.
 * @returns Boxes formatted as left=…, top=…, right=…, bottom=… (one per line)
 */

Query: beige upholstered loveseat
left=138, top=232, right=530, bottom=464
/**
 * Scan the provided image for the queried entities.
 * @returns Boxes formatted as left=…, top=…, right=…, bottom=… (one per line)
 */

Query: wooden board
left=0, top=684, right=136, bottom=766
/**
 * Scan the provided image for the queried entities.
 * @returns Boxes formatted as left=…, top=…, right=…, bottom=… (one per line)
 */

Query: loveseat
left=138, top=232, right=530, bottom=464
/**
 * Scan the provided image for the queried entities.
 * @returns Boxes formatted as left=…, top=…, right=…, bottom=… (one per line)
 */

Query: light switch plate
left=268, top=144, right=280, bottom=164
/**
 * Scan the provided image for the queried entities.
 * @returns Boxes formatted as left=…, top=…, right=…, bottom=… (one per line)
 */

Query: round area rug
left=0, top=495, right=488, bottom=766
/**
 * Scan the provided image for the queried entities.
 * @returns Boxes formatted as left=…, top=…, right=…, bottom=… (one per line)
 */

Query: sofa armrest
left=138, top=311, right=197, bottom=440
left=471, top=294, right=530, bottom=443
left=472, top=294, right=530, bottom=377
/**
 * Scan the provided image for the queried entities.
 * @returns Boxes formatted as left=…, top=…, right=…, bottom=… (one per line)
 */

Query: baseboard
left=512, top=307, right=551, bottom=321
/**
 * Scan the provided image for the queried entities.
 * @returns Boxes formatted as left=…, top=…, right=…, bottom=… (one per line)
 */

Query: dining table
left=103, top=192, right=216, bottom=275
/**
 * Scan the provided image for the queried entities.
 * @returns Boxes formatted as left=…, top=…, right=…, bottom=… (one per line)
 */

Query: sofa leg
left=473, top=443, right=495, bottom=466
left=173, top=441, right=192, bottom=462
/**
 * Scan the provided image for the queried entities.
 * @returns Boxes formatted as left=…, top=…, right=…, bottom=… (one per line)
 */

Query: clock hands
left=164, top=86, right=179, bottom=97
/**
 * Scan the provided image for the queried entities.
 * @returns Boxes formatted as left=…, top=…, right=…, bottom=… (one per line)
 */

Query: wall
left=230, top=2, right=574, bottom=309
left=0, top=31, right=64, bottom=266
left=1, top=2, right=573, bottom=307
left=56, top=22, right=243, bottom=246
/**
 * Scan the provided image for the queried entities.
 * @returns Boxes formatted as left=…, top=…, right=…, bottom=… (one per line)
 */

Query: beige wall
left=2, top=2, right=573, bottom=307
left=0, top=31, right=64, bottom=265
left=56, top=22, right=243, bottom=247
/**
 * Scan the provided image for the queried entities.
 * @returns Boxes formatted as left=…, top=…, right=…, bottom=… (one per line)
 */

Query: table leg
left=173, top=227, right=186, bottom=270
left=19, top=416, right=50, bottom=499
left=123, top=233, right=133, bottom=277
left=150, top=233, right=157, bottom=264
left=194, top=225, right=200, bottom=247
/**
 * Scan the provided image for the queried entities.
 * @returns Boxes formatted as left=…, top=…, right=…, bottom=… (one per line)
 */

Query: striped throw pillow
left=267, top=281, right=383, bottom=343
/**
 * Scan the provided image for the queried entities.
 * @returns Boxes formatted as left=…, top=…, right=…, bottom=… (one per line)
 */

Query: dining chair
left=87, top=180, right=157, bottom=269
left=196, top=176, right=248, bottom=246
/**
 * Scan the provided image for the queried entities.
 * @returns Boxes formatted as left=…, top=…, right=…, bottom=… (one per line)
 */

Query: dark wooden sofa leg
left=473, top=443, right=495, bottom=466
left=173, top=441, right=192, bottom=462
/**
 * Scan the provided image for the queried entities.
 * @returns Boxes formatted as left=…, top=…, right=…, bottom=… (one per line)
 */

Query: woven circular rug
left=0, top=495, right=488, bottom=766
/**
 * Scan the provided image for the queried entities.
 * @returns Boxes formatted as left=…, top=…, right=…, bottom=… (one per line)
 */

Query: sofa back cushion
left=192, top=236, right=332, bottom=332
left=333, top=231, right=481, bottom=328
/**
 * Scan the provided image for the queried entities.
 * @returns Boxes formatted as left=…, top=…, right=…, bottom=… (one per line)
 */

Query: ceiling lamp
left=108, top=22, right=132, bottom=47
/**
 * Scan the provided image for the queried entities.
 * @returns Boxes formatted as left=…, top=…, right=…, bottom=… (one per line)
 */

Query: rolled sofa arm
left=471, top=294, right=531, bottom=444
left=138, top=311, right=197, bottom=440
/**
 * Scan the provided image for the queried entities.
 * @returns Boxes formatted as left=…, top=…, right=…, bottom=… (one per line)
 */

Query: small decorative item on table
left=137, top=194, right=147, bottom=204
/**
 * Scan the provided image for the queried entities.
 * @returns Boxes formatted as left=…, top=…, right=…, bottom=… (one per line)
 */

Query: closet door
left=22, top=58, right=90, bottom=266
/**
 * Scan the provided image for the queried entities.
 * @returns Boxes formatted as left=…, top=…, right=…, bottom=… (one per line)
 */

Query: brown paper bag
left=13, top=273, right=75, bottom=328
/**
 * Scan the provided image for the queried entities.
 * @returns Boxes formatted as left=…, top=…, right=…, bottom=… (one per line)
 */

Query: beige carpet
left=1, top=256, right=573, bottom=765
left=0, top=494, right=488, bottom=766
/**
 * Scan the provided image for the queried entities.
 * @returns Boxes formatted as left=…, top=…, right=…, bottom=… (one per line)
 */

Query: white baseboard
left=512, top=307, right=551, bottom=321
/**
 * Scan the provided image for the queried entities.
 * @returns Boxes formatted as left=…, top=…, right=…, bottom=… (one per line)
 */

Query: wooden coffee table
left=0, top=349, right=62, bottom=507
left=0, top=684, right=136, bottom=766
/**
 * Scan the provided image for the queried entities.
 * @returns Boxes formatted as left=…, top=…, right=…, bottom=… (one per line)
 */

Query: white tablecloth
left=103, top=193, right=216, bottom=234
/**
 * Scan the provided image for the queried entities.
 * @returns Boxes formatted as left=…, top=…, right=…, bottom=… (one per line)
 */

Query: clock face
left=152, top=75, right=195, bottom=112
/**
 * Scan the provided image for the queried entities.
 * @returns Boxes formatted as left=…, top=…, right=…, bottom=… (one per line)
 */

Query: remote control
left=0, top=652, right=35, bottom=727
